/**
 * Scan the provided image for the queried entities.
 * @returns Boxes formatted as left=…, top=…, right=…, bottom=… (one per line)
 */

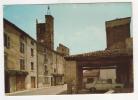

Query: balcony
left=5, top=69, right=28, bottom=76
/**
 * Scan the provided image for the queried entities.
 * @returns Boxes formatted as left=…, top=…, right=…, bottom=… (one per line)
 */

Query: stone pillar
left=116, top=63, right=130, bottom=88
left=65, top=60, right=77, bottom=93
left=116, top=65, right=122, bottom=83
left=127, top=59, right=133, bottom=89
left=76, top=65, right=83, bottom=91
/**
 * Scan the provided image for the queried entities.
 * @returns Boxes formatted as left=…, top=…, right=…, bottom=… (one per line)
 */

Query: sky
left=3, top=3, right=132, bottom=55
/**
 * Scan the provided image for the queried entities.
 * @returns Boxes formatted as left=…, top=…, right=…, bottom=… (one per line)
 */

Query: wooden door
left=31, top=77, right=36, bottom=88
left=16, top=76, right=25, bottom=91
left=5, top=74, right=10, bottom=93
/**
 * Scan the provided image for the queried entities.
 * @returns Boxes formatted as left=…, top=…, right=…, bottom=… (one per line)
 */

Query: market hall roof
left=64, top=49, right=132, bottom=61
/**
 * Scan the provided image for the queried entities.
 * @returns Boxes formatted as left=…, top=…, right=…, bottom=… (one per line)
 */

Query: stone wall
left=106, top=17, right=131, bottom=49
left=37, top=44, right=46, bottom=87
left=52, top=51, right=65, bottom=75
left=99, top=69, right=116, bottom=83
left=4, top=21, right=21, bottom=93
left=64, top=61, right=77, bottom=83
left=4, top=21, right=20, bottom=70
left=57, top=43, right=70, bottom=56
left=125, top=37, right=133, bottom=49
left=36, top=15, right=54, bottom=50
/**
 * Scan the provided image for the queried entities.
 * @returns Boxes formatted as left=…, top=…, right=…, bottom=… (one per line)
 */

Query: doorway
left=16, top=75, right=25, bottom=91
left=31, top=77, right=36, bottom=88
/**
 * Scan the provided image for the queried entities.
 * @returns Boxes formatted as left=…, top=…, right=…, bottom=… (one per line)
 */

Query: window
left=4, top=53, right=8, bottom=69
left=31, top=40, right=34, bottom=45
left=20, top=42, right=25, bottom=53
left=31, top=48, right=34, bottom=56
left=31, top=62, right=34, bottom=70
left=54, top=68, right=56, bottom=73
left=20, top=35, right=25, bottom=40
left=45, top=65, right=47, bottom=71
left=59, top=77, right=62, bottom=82
left=44, top=65, right=48, bottom=75
left=31, top=77, right=36, bottom=88
left=20, top=59, right=25, bottom=70
left=4, top=34, right=10, bottom=48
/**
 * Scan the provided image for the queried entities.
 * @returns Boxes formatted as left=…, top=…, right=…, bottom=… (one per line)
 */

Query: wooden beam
left=77, top=58, right=130, bottom=67
left=65, top=54, right=132, bottom=61
left=83, top=66, right=116, bottom=70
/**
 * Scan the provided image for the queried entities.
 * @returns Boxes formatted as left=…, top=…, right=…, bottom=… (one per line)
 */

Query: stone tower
left=36, top=6, right=54, bottom=50
left=105, top=17, right=131, bottom=49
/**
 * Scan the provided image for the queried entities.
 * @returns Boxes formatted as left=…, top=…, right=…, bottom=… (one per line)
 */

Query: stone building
left=57, top=43, right=70, bottom=56
left=37, top=43, right=68, bottom=87
left=4, top=7, right=70, bottom=92
left=36, top=10, right=69, bottom=87
left=4, top=19, right=37, bottom=93
left=64, top=17, right=133, bottom=92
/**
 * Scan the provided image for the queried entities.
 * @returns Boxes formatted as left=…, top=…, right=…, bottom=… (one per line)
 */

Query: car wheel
left=90, top=87, right=96, bottom=93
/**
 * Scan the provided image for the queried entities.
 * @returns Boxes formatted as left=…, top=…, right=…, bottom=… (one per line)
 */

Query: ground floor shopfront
left=38, top=74, right=64, bottom=87
left=52, top=74, right=64, bottom=86
left=5, top=70, right=37, bottom=93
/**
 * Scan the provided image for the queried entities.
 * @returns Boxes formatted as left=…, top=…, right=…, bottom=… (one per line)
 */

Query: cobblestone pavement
left=6, top=84, right=67, bottom=96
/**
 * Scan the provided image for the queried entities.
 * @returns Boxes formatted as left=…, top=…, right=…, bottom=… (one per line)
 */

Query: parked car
left=85, top=79, right=124, bottom=92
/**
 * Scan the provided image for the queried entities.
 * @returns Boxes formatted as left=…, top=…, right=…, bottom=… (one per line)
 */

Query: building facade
left=36, top=13, right=69, bottom=87
left=57, top=44, right=70, bottom=56
left=4, top=8, right=69, bottom=92
left=4, top=19, right=37, bottom=93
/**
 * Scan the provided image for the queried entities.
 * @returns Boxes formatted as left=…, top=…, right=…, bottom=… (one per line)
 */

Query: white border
left=0, top=0, right=138, bottom=100
left=2, top=0, right=133, bottom=5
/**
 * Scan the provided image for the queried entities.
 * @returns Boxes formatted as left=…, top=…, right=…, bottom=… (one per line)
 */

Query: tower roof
left=47, top=5, right=51, bottom=15
left=106, top=17, right=131, bottom=28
